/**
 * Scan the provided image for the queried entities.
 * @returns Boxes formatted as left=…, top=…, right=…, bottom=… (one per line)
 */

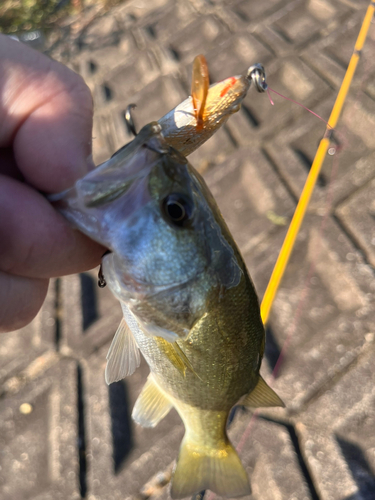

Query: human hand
left=0, top=34, right=106, bottom=333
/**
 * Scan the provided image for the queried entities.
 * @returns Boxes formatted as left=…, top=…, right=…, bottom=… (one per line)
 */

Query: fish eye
left=162, top=194, right=193, bottom=227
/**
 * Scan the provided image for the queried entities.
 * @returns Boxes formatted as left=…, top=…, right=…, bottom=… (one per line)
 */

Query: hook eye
left=247, top=64, right=267, bottom=92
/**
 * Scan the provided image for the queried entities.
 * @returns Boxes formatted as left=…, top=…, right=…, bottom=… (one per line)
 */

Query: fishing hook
left=98, top=265, right=106, bottom=288
left=124, top=103, right=137, bottom=136
left=247, top=63, right=268, bottom=92
left=110, top=103, right=137, bottom=159
left=97, top=250, right=111, bottom=288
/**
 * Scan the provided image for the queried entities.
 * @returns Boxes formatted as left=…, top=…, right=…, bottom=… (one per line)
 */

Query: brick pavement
left=1, top=1, right=375, bottom=499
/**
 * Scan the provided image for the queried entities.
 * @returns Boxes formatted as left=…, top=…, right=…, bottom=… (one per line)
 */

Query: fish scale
left=133, top=271, right=263, bottom=411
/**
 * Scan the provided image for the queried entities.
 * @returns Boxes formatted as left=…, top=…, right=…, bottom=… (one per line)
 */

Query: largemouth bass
left=52, top=123, right=284, bottom=498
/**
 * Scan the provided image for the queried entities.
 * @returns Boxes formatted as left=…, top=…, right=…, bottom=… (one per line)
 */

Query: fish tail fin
left=171, top=437, right=250, bottom=499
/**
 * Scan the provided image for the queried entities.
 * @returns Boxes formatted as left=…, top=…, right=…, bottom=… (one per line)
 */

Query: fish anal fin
left=132, top=375, right=173, bottom=428
left=105, top=318, right=140, bottom=385
left=242, top=375, right=285, bottom=408
left=171, top=438, right=251, bottom=499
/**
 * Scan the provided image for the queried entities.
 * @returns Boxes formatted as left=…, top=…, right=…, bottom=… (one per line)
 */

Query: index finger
left=0, top=34, right=94, bottom=193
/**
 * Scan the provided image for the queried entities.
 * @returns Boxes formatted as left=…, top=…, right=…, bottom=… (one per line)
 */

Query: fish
left=51, top=122, right=284, bottom=498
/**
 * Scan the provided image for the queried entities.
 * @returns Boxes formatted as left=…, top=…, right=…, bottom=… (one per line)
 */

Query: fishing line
left=261, top=0, right=375, bottom=325
left=205, top=123, right=344, bottom=500
left=233, top=0, right=374, bottom=486
left=249, top=63, right=333, bottom=128
left=233, top=139, right=343, bottom=457
left=196, top=2, right=374, bottom=499
left=201, top=116, right=343, bottom=500
left=236, top=0, right=374, bottom=456
left=266, top=86, right=332, bottom=129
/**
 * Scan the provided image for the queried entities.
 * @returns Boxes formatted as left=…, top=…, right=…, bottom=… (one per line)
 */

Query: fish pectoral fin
left=242, top=375, right=285, bottom=408
left=132, top=375, right=173, bottom=428
left=155, top=337, right=194, bottom=378
left=172, top=342, right=201, bottom=380
left=105, top=318, right=141, bottom=385
left=171, top=438, right=251, bottom=499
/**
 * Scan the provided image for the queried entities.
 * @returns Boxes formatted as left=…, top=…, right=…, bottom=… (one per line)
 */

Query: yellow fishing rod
left=260, top=0, right=375, bottom=325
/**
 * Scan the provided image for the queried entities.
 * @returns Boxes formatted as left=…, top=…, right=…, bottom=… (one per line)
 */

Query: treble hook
left=247, top=63, right=268, bottom=93
left=124, top=103, right=137, bottom=136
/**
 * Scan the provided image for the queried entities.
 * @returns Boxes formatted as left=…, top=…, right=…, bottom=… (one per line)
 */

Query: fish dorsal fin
left=132, top=375, right=172, bottom=428
left=242, top=375, right=285, bottom=408
left=105, top=318, right=141, bottom=384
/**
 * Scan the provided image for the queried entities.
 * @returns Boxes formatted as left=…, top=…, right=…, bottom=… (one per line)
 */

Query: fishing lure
left=102, top=56, right=265, bottom=186
left=157, top=57, right=266, bottom=157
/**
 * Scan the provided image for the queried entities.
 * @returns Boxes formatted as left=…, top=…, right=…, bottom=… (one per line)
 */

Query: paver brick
left=92, top=115, right=113, bottom=165
left=187, top=126, right=239, bottom=173
left=78, top=13, right=123, bottom=51
left=264, top=96, right=375, bottom=211
left=0, top=281, right=56, bottom=390
left=204, top=147, right=295, bottom=254
left=228, top=0, right=292, bottom=24
left=114, top=0, right=171, bottom=23
left=167, top=15, right=230, bottom=64
left=301, top=8, right=375, bottom=93
left=85, top=350, right=183, bottom=500
left=250, top=214, right=375, bottom=410
left=226, top=56, right=331, bottom=145
left=94, top=49, right=160, bottom=108
left=341, top=94, right=375, bottom=149
left=336, top=177, right=375, bottom=269
left=102, top=75, right=187, bottom=153
left=137, top=1, right=197, bottom=45
left=196, top=32, right=274, bottom=83
left=271, top=0, right=352, bottom=46
left=0, top=359, right=81, bottom=500
left=294, top=341, right=375, bottom=500
left=248, top=418, right=312, bottom=500
left=1, top=1, right=375, bottom=499
left=77, top=32, right=138, bottom=82
left=59, top=272, right=122, bottom=358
